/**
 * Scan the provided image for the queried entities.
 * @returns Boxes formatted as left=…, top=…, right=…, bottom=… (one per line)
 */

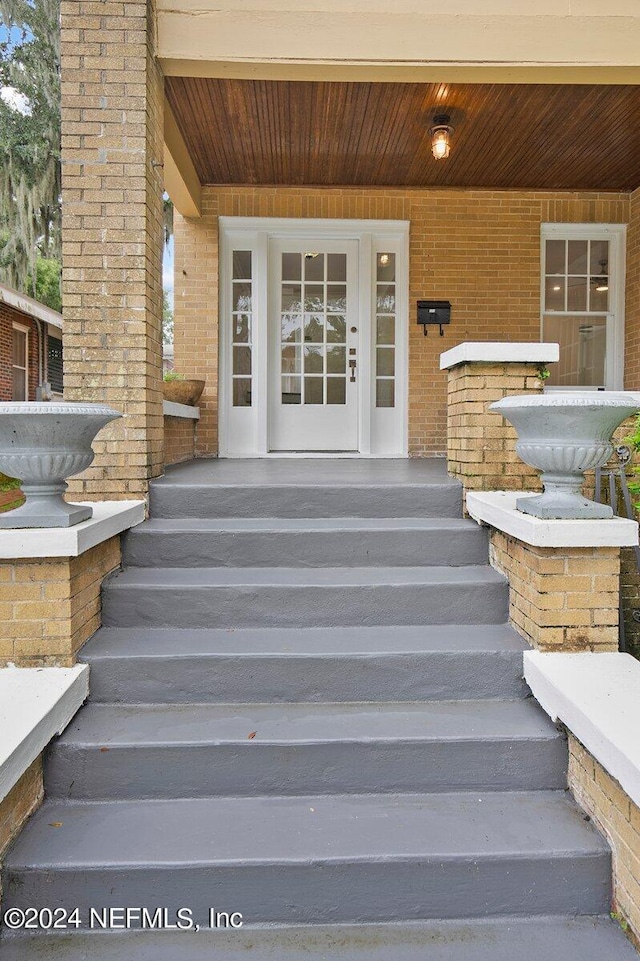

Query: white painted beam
left=164, top=99, right=202, bottom=219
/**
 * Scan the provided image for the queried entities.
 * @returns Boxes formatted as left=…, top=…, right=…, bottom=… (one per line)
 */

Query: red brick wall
left=0, top=303, right=40, bottom=401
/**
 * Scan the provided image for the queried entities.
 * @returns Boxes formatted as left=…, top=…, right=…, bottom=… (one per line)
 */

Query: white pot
left=0, top=403, right=122, bottom=528
left=490, top=392, right=639, bottom=519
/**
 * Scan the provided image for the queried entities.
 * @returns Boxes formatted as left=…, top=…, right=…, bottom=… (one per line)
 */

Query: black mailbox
left=417, top=300, right=451, bottom=336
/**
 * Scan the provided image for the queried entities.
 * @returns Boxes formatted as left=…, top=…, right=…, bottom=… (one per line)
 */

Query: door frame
left=219, top=216, right=409, bottom=457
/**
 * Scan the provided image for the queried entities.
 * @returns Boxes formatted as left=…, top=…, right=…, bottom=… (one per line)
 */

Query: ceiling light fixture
left=430, top=114, right=454, bottom=160
left=594, top=259, right=609, bottom=292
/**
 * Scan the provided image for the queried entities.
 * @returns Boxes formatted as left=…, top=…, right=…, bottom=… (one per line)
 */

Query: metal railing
left=595, top=445, right=640, bottom=654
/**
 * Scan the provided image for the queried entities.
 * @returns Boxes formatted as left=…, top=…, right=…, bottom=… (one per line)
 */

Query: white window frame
left=540, top=223, right=626, bottom=391
left=12, top=323, right=29, bottom=401
left=219, top=217, right=409, bottom=458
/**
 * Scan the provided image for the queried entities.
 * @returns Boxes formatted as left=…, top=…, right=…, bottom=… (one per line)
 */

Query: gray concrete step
left=80, top=624, right=528, bottom=703
left=3, top=791, right=610, bottom=924
left=44, top=699, right=566, bottom=799
left=101, top=565, right=508, bottom=629
left=149, top=458, right=462, bottom=519
left=122, top=517, right=489, bottom=568
left=2, top=917, right=638, bottom=960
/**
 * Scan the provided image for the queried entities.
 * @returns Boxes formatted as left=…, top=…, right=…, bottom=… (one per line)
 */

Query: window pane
left=232, top=378, right=251, bottom=407
left=377, top=347, right=395, bottom=377
left=327, top=377, right=346, bottom=405
left=327, top=346, right=346, bottom=374
left=304, top=377, right=323, bottom=405
left=303, top=314, right=324, bottom=344
left=281, top=345, right=301, bottom=374
left=567, top=276, right=587, bottom=312
left=304, top=253, right=324, bottom=282
left=545, top=239, right=565, bottom=275
left=326, top=315, right=346, bottom=343
left=377, top=253, right=396, bottom=282
left=232, top=251, right=252, bottom=279
left=376, top=380, right=395, bottom=408
left=545, top=277, right=565, bottom=311
left=327, top=254, right=346, bottom=282
left=590, top=240, right=609, bottom=275
left=567, top=240, right=588, bottom=275
left=590, top=279, right=609, bottom=313
left=233, top=314, right=250, bottom=343
left=282, top=253, right=302, bottom=281
left=326, top=285, right=346, bottom=313
left=12, top=367, right=26, bottom=401
left=377, top=316, right=395, bottom=345
left=304, top=345, right=324, bottom=373
left=282, top=377, right=301, bottom=404
left=542, top=314, right=606, bottom=387
left=13, top=329, right=26, bottom=368
left=233, top=346, right=251, bottom=376
left=232, top=283, right=252, bottom=312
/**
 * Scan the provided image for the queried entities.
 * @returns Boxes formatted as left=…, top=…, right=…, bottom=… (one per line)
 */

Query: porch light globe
left=431, top=130, right=450, bottom=160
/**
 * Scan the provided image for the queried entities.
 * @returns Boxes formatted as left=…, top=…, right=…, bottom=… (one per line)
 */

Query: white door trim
left=219, top=217, right=410, bottom=458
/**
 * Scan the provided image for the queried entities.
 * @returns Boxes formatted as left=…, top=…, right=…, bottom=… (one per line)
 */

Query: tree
left=163, top=291, right=174, bottom=345
left=0, top=0, right=61, bottom=293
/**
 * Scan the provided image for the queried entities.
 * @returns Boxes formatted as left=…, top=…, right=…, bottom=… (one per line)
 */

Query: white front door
left=269, top=239, right=359, bottom=451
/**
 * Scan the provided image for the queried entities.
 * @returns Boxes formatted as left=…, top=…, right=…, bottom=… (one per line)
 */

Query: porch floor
left=155, top=457, right=454, bottom=487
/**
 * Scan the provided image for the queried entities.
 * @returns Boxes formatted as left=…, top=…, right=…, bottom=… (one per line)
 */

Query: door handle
left=349, top=358, right=356, bottom=382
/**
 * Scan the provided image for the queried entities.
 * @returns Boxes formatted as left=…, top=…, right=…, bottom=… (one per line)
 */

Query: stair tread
left=130, top=517, right=480, bottom=533
left=81, top=624, right=526, bottom=658
left=54, top=698, right=559, bottom=746
left=2, top=917, right=637, bottom=961
left=6, top=791, right=607, bottom=868
left=106, top=565, right=505, bottom=588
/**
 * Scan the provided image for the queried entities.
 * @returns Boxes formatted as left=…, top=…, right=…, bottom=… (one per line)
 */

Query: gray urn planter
left=490, top=392, right=639, bottom=519
left=0, top=403, right=122, bottom=529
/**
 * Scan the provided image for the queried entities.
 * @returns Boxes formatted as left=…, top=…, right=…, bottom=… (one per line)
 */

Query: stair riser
left=149, top=485, right=462, bottom=519
left=122, top=528, right=489, bottom=569
left=4, top=855, right=610, bottom=923
left=102, top=583, right=509, bottom=629
left=82, top=652, right=528, bottom=703
left=45, top=739, right=568, bottom=800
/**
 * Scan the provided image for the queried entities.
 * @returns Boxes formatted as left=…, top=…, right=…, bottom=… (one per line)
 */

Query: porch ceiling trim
left=164, top=98, right=202, bottom=219
left=155, top=7, right=640, bottom=74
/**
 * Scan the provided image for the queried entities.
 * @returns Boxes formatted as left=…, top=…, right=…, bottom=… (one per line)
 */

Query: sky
left=164, top=236, right=174, bottom=306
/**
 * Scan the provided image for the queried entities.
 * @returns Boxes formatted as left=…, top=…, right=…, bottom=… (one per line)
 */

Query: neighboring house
left=0, top=283, right=63, bottom=401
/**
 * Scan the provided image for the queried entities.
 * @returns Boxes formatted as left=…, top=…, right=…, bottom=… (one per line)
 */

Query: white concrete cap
left=524, top=651, right=640, bottom=811
left=467, top=490, right=639, bottom=547
left=163, top=400, right=200, bottom=420
left=0, top=665, right=88, bottom=801
left=0, top=500, right=145, bottom=559
left=440, top=341, right=560, bottom=370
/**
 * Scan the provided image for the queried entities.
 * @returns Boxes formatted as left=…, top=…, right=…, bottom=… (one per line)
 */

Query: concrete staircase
left=1, top=460, right=637, bottom=959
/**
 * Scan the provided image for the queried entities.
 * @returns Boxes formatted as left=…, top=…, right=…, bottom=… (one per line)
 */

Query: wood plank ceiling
left=165, top=79, right=640, bottom=191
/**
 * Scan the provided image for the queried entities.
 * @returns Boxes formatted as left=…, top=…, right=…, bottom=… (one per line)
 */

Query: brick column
left=60, top=0, right=165, bottom=499
left=441, top=343, right=559, bottom=495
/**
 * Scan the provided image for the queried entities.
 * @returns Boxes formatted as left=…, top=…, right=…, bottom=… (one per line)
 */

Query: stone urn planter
left=162, top=379, right=205, bottom=407
left=490, top=391, right=639, bottom=519
left=0, top=403, right=122, bottom=528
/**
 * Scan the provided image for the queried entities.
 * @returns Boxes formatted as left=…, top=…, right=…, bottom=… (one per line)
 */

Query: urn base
left=516, top=490, right=613, bottom=520
left=0, top=486, right=93, bottom=529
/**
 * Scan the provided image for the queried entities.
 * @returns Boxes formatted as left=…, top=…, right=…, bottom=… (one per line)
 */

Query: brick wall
left=0, top=758, right=43, bottom=860
left=164, top=415, right=197, bottom=466
left=174, top=187, right=629, bottom=456
left=0, top=304, right=39, bottom=401
left=60, top=0, right=165, bottom=499
left=569, top=734, right=640, bottom=947
left=489, top=532, right=619, bottom=652
left=0, top=537, right=121, bottom=667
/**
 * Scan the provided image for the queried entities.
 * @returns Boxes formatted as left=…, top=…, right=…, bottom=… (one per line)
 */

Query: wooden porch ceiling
left=164, top=78, right=640, bottom=192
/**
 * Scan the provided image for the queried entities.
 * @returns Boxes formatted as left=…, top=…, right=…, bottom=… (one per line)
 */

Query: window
left=12, top=325, right=28, bottom=401
left=48, top=335, right=63, bottom=394
left=541, top=224, right=625, bottom=390
left=375, top=252, right=396, bottom=407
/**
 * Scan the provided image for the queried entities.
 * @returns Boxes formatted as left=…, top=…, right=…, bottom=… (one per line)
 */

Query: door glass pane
left=281, top=345, right=301, bottom=374
left=304, top=377, right=323, bottom=405
left=282, top=253, right=302, bottom=281
left=376, top=380, right=395, bottom=408
left=377, top=347, right=395, bottom=377
left=233, top=346, right=252, bottom=376
left=304, top=285, right=324, bottom=310
left=232, top=378, right=251, bottom=407
left=304, top=314, right=324, bottom=343
left=376, top=317, right=395, bottom=345
left=304, top=345, right=324, bottom=373
left=282, top=377, right=301, bottom=404
left=545, top=239, right=565, bottom=275
left=326, top=285, right=346, bottom=312
left=376, top=285, right=395, bottom=313
left=282, top=313, right=301, bottom=342
left=327, top=315, right=346, bottom=343
left=282, top=284, right=302, bottom=312
left=233, top=314, right=250, bottom=342
left=377, top=253, right=396, bottom=282
left=232, top=283, right=252, bottom=312
left=327, top=377, right=346, bottom=405
left=304, top=253, right=324, bottom=282
left=542, top=314, right=606, bottom=387
left=232, top=251, right=252, bottom=279
left=327, top=346, right=346, bottom=374
left=327, top=253, right=346, bottom=282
